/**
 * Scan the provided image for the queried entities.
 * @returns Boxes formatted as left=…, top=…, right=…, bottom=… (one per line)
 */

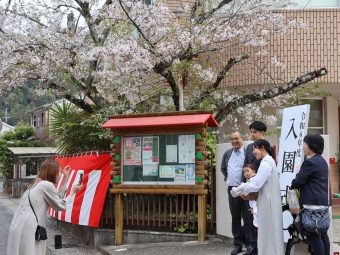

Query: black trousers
left=228, top=186, right=256, bottom=246
left=308, top=231, right=330, bottom=255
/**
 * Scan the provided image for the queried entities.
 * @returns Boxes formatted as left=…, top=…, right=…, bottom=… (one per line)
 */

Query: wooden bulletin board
left=122, top=133, right=196, bottom=185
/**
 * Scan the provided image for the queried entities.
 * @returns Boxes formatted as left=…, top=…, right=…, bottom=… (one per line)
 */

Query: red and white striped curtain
left=48, top=153, right=112, bottom=227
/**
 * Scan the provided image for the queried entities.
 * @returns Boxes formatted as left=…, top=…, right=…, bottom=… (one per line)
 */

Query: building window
left=143, top=0, right=153, bottom=5
left=33, top=115, right=37, bottom=127
left=277, top=98, right=324, bottom=137
left=274, top=0, right=340, bottom=8
left=41, top=112, right=44, bottom=126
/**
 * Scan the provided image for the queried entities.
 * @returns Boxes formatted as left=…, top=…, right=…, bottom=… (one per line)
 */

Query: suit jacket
left=220, top=147, right=246, bottom=183
left=244, top=143, right=274, bottom=170
left=291, top=154, right=330, bottom=206
left=244, top=143, right=261, bottom=170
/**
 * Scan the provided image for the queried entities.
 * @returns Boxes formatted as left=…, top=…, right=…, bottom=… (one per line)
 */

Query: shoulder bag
left=28, top=189, right=48, bottom=241
left=300, top=168, right=331, bottom=234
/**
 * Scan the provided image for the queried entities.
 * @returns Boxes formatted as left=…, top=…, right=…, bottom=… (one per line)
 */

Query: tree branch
left=214, top=67, right=328, bottom=122
left=190, top=0, right=202, bottom=20
left=73, top=0, right=100, bottom=43
left=153, top=64, right=179, bottom=110
left=118, top=0, right=157, bottom=53
left=195, top=0, right=233, bottom=24
left=188, top=53, right=249, bottom=109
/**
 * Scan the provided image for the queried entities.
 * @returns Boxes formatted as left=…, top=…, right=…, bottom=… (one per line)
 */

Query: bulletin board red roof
left=102, top=113, right=218, bottom=129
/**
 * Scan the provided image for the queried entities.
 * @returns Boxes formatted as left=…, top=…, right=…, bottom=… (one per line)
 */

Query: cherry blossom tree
left=0, top=0, right=327, bottom=122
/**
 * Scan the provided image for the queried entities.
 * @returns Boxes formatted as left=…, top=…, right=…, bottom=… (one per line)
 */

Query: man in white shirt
left=220, top=132, right=254, bottom=255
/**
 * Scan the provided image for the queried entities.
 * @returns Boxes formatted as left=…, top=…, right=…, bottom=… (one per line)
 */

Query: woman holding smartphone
left=7, top=159, right=82, bottom=255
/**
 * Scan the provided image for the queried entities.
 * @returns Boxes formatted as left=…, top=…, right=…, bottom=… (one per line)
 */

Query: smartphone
left=78, top=173, right=83, bottom=185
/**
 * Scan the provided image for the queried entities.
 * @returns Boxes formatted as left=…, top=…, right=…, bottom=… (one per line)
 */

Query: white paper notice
left=178, top=135, right=195, bottom=163
left=174, top=165, right=186, bottom=183
left=166, top=145, right=177, bottom=163
left=143, top=164, right=158, bottom=176
left=159, top=165, right=175, bottom=178
left=185, top=164, right=195, bottom=184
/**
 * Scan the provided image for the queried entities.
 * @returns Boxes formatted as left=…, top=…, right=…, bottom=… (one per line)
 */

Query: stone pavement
left=1, top=179, right=339, bottom=255
left=0, top=180, right=100, bottom=255
left=98, top=239, right=233, bottom=255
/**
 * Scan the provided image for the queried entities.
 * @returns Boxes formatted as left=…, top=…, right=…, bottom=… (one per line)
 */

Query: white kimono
left=240, top=155, right=284, bottom=255
left=7, top=180, right=69, bottom=255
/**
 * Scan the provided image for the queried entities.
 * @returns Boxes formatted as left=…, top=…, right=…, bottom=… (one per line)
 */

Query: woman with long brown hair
left=7, top=159, right=82, bottom=255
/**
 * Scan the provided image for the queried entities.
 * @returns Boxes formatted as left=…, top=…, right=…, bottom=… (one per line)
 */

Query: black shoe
left=244, top=244, right=256, bottom=255
left=231, top=245, right=243, bottom=255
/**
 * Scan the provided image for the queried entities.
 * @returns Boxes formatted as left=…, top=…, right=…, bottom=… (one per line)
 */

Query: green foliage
left=0, top=124, right=41, bottom=179
left=206, top=131, right=217, bottom=164
left=2, top=125, right=35, bottom=141
left=0, top=80, right=55, bottom=126
left=50, top=101, right=111, bottom=154
left=0, top=139, right=15, bottom=179
left=174, top=224, right=189, bottom=233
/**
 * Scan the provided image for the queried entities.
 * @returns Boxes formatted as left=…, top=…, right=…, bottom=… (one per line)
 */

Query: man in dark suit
left=221, top=131, right=253, bottom=255
left=244, top=121, right=268, bottom=170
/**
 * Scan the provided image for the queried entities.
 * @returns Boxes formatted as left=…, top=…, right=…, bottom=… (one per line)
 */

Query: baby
left=243, top=164, right=258, bottom=228
left=230, top=164, right=258, bottom=222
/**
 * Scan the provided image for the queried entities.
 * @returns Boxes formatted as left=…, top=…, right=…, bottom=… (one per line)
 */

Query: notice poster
left=124, top=137, right=142, bottom=165
left=143, top=164, right=158, bottom=176
left=185, top=164, right=195, bottom=184
left=159, top=165, right=175, bottom=178
left=174, top=165, right=186, bottom=183
left=166, top=145, right=177, bottom=163
left=142, top=136, right=159, bottom=165
left=178, top=135, right=195, bottom=163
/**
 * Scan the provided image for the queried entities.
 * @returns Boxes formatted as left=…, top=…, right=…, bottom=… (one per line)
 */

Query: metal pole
left=178, top=75, right=184, bottom=111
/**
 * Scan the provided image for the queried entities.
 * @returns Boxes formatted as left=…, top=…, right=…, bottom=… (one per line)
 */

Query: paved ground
left=1, top=179, right=339, bottom=255
left=0, top=180, right=101, bottom=255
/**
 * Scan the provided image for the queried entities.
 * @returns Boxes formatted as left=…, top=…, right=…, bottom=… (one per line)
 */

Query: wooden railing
left=100, top=166, right=216, bottom=234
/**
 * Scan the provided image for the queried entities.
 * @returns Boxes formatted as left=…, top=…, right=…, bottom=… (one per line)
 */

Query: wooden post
left=115, top=193, right=123, bottom=245
left=198, top=194, right=207, bottom=242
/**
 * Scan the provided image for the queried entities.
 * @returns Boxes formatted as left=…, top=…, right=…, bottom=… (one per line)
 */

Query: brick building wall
left=217, top=9, right=340, bottom=88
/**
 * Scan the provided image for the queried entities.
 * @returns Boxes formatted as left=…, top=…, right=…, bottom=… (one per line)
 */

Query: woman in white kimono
left=7, top=159, right=82, bottom=255
left=231, top=139, right=284, bottom=255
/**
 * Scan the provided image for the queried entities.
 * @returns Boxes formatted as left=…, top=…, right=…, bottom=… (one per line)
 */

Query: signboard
left=122, top=134, right=195, bottom=184
left=123, top=137, right=142, bottom=165
left=277, top=104, right=310, bottom=241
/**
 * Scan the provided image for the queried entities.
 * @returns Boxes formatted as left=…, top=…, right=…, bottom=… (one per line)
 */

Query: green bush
left=0, top=124, right=42, bottom=179
left=0, top=139, right=15, bottom=179
left=50, top=101, right=111, bottom=154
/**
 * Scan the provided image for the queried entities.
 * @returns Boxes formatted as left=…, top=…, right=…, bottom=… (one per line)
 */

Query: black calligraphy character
left=301, top=112, right=306, bottom=120
left=299, top=131, right=303, bottom=138
left=285, top=118, right=298, bottom=140
left=300, top=122, right=305, bottom=130
left=296, top=148, right=302, bottom=158
left=282, top=151, right=296, bottom=173
left=298, top=139, right=302, bottom=147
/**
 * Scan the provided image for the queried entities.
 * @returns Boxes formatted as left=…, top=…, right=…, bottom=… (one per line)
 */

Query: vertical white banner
left=278, top=104, right=310, bottom=241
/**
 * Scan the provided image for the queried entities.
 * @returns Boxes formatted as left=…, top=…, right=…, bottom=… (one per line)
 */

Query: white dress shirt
left=226, top=147, right=245, bottom=187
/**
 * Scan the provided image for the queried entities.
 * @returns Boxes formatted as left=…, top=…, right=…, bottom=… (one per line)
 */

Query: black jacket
left=291, top=154, right=329, bottom=206
left=244, top=143, right=261, bottom=170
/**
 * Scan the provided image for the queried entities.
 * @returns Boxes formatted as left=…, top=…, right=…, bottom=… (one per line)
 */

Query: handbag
left=287, top=189, right=300, bottom=215
left=301, top=207, right=330, bottom=234
left=299, top=161, right=331, bottom=234
left=28, top=190, right=48, bottom=241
